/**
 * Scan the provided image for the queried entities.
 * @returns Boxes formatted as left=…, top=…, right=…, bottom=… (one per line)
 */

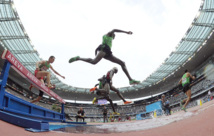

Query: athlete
left=106, top=67, right=132, bottom=104
left=69, top=29, right=140, bottom=85
left=91, top=75, right=119, bottom=115
left=35, top=56, right=65, bottom=88
left=179, top=69, right=195, bottom=112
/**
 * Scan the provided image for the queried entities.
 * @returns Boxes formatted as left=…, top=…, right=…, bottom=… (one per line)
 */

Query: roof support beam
left=11, top=50, right=37, bottom=55
left=156, top=70, right=174, bottom=73
left=0, top=1, right=12, bottom=4
left=163, top=62, right=183, bottom=65
left=201, top=9, right=214, bottom=12
left=22, top=62, right=36, bottom=66
left=193, top=23, right=213, bottom=28
left=181, top=38, right=204, bottom=43
left=171, top=51, right=194, bottom=55
left=0, top=17, right=19, bottom=22
left=0, top=36, right=28, bottom=40
left=143, top=80, right=155, bottom=83
left=148, top=76, right=163, bottom=79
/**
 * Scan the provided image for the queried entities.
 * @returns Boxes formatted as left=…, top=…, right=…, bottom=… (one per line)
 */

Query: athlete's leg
left=97, top=83, right=115, bottom=112
left=31, top=96, right=42, bottom=103
left=105, top=54, right=132, bottom=81
left=180, top=85, right=189, bottom=107
left=181, top=98, right=187, bottom=105
left=105, top=96, right=116, bottom=112
left=97, top=83, right=110, bottom=95
left=183, top=89, right=191, bottom=108
left=70, top=51, right=106, bottom=65
left=36, top=71, right=51, bottom=87
left=105, top=115, right=108, bottom=122
left=93, top=83, right=110, bottom=104
left=110, top=85, right=126, bottom=102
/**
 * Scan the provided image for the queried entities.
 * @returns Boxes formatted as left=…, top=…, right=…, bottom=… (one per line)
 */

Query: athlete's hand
left=127, top=31, right=133, bottom=35
left=193, top=76, right=196, bottom=80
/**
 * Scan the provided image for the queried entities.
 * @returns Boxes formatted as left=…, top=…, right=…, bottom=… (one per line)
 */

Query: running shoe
left=48, top=85, right=55, bottom=89
left=124, top=101, right=132, bottom=104
left=92, top=97, right=97, bottom=104
left=113, top=112, right=120, bottom=115
left=129, top=79, right=140, bottom=85
left=181, top=107, right=187, bottom=112
left=49, top=85, right=55, bottom=89
left=68, top=56, right=80, bottom=63
left=90, top=87, right=97, bottom=92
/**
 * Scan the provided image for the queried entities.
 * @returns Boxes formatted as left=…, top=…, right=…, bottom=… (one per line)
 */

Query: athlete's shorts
left=182, top=83, right=191, bottom=93
left=39, top=90, right=44, bottom=97
left=95, top=44, right=112, bottom=58
left=34, top=69, right=43, bottom=80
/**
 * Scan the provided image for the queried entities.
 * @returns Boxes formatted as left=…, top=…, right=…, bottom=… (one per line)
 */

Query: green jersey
left=99, top=81, right=103, bottom=89
left=39, top=61, right=50, bottom=70
left=182, top=73, right=190, bottom=87
left=102, top=35, right=113, bottom=49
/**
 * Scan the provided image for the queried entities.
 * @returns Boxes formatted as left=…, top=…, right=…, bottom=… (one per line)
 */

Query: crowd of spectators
left=3, top=60, right=214, bottom=122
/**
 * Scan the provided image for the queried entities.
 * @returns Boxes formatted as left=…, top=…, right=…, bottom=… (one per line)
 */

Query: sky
left=14, top=0, right=201, bottom=89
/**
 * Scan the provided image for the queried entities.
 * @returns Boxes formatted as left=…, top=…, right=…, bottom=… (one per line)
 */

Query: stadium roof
left=0, top=0, right=214, bottom=94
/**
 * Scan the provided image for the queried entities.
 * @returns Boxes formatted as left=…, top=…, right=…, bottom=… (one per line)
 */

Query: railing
left=0, top=50, right=66, bottom=129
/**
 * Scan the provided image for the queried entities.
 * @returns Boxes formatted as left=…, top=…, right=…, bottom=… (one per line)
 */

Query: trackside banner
left=1, top=50, right=65, bottom=104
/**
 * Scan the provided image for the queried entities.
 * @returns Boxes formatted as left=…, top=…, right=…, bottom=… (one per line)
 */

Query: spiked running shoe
left=129, top=79, right=140, bottom=85
left=181, top=107, right=187, bottom=112
left=124, top=101, right=132, bottom=104
left=90, top=87, right=97, bottom=92
left=69, top=56, right=80, bottom=63
left=92, top=97, right=97, bottom=104
left=113, top=112, right=120, bottom=115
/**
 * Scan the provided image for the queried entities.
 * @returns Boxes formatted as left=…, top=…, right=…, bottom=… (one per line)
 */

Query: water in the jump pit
left=97, top=112, right=194, bottom=132
left=50, top=124, right=119, bottom=134
left=50, top=112, right=194, bottom=134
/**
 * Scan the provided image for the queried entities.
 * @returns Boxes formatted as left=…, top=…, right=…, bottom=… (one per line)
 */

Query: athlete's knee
left=187, top=96, right=191, bottom=102
left=91, top=60, right=99, bottom=65
left=116, top=91, right=121, bottom=95
left=188, top=96, right=191, bottom=100
left=46, top=71, right=51, bottom=76
left=120, top=60, right=125, bottom=67
left=112, top=88, right=119, bottom=94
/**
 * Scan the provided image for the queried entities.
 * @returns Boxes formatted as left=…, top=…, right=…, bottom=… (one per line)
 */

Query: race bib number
left=182, top=78, right=187, bottom=83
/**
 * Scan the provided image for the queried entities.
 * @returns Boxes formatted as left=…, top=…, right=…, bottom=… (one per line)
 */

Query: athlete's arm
left=94, top=83, right=99, bottom=87
left=50, top=66, right=65, bottom=79
left=178, top=78, right=182, bottom=85
left=36, top=61, right=45, bottom=70
left=107, top=29, right=132, bottom=36
left=187, top=72, right=195, bottom=80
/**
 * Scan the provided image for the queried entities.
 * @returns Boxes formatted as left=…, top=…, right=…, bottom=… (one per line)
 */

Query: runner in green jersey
left=68, top=29, right=140, bottom=85
left=178, top=69, right=195, bottom=112
left=91, top=75, right=118, bottom=114
left=34, top=56, right=65, bottom=88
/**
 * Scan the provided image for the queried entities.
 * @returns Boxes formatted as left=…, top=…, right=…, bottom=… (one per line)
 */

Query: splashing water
left=96, top=111, right=195, bottom=132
